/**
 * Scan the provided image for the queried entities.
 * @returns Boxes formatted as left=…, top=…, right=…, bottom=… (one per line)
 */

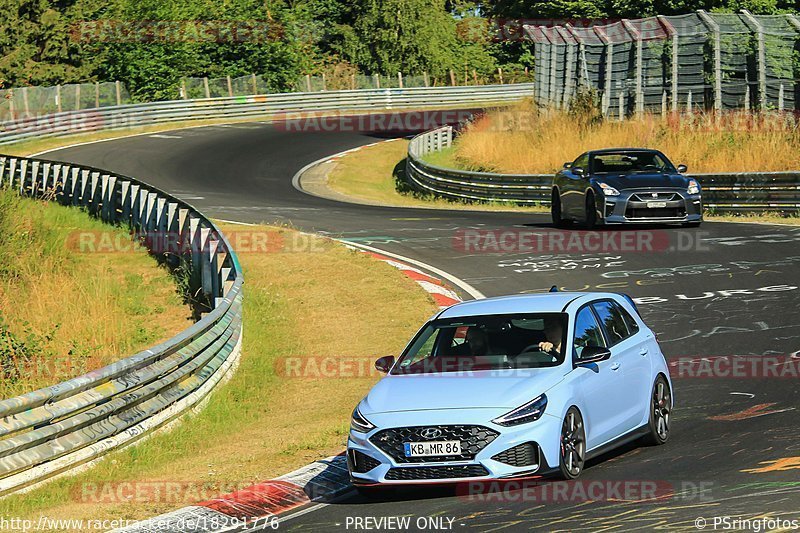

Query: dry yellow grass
left=0, top=191, right=191, bottom=398
left=450, top=100, right=800, bottom=174
left=3, top=224, right=438, bottom=529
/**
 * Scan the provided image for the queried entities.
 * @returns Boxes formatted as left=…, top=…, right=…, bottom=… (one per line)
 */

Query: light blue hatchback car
left=347, top=292, right=673, bottom=490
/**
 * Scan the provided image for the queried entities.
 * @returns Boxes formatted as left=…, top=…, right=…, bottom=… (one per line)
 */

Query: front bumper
left=602, top=189, right=702, bottom=224
left=347, top=409, right=560, bottom=485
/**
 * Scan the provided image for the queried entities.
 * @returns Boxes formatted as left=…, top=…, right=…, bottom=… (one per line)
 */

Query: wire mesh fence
left=525, top=9, right=800, bottom=116
left=0, top=82, right=132, bottom=122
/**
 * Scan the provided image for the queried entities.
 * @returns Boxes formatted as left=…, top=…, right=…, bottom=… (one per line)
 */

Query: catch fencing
left=0, top=154, right=243, bottom=496
left=406, top=126, right=800, bottom=212
left=525, top=10, right=800, bottom=115
left=0, top=83, right=536, bottom=145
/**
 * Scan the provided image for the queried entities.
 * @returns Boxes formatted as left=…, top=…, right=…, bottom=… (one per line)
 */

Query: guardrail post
left=89, top=171, right=101, bottom=214
left=18, top=160, right=28, bottom=195
left=30, top=161, right=39, bottom=196
left=120, top=180, right=132, bottom=223
left=6, top=159, right=16, bottom=189
left=129, top=184, right=140, bottom=228
left=199, top=226, right=212, bottom=298
left=55, top=165, right=69, bottom=203
left=42, top=163, right=52, bottom=195
left=189, top=216, right=202, bottom=290
left=99, top=174, right=109, bottom=221
left=0, top=157, right=7, bottom=188
left=207, top=238, right=221, bottom=302
left=155, top=197, right=167, bottom=257
left=71, top=168, right=82, bottom=205
left=166, top=202, right=179, bottom=265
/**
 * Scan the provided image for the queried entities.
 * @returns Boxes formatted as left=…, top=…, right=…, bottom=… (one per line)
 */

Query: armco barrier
left=406, top=126, right=800, bottom=212
left=0, top=154, right=243, bottom=496
left=0, top=84, right=535, bottom=145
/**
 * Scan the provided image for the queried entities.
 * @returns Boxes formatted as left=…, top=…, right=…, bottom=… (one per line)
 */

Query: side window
left=572, top=306, right=607, bottom=359
left=572, top=153, right=589, bottom=170
left=591, top=300, right=631, bottom=346
left=619, top=305, right=640, bottom=336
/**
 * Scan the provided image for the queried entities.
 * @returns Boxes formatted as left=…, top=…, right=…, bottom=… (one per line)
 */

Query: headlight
left=687, top=179, right=700, bottom=195
left=351, top=406, right=375, bottom=433
left=492, top=394, right=547, bottom=426
left=598, top=183, right=620, bottom=196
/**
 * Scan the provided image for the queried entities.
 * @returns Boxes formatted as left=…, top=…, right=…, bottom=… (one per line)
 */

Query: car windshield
left=392, top=313, right=567, bottom=375
left=591, top=152, right=675, bottom=175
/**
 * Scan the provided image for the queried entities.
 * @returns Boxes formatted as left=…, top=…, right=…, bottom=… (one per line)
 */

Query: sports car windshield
left=392, top=313, right=567, bottom=375
left=592, top=152, right=675, bottom=174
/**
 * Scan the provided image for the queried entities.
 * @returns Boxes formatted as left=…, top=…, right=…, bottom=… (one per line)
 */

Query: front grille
left=385, top=464, right=489, bottom=480
left=348, top=449, right=381, bottom=473
left=631, top=193, right=678, bottom=202
left=626, top=206, right=686, bottom=219
left=491, top=442, right=539, bottom=467
left=370, top=425, right=499, bottom=464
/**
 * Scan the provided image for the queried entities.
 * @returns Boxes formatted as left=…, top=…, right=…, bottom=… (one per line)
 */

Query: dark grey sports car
left=551, top=148, right=702, bottom=228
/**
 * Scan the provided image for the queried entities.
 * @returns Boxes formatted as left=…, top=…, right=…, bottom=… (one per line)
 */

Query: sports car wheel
left=584, top=194, right=598, bottom=229
left=558, top=407, right=585, bottom=479
left=551, top=190, right=568, bottom=228
left=643, top=375, right=671, bottom=445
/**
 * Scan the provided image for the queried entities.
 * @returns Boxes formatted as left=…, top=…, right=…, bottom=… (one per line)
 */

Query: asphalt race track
left=44, top=122, right=800, bottom=531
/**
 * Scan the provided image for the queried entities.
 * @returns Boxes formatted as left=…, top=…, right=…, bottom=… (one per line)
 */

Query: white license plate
left=404, top=440, right=462, bottom=457
left=646, top=201, right=668, bottom=208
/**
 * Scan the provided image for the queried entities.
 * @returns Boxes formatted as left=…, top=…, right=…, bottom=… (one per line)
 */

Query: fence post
left=744, top=85, right=750, bottom=111
left=558, top=26, right=576, bottom=108
left=226, top=75, right=233, bottom=97
left=56, top=85, right=62, bottom=113
left=687, top=90, right=693, bottom=113
left=203, top=77, right=210, bottom=99
left=398, top=72, right=403, bottom=89
left=623, top=20, right=644, bottom=114
left=181, top=79, right=187, bottom=100
left=373, top=74, right=380, bottom=89
left=423, top=71, right=429, bottom=87
left=305, top=74, right=311, bottom=92
left=741, top=10, right=767, bottom=111
left=95, top=82, right=100, bottom=107
left=778, top=84, right=784, bottom=111
left=548, top=30, right=558, bottom=107
left=75, top=84, right=81, bottom=111
left=498, top=68, right=503, bottom=84
left=322, top=73, right=327, bottom=91
left=252, top=73, right=258, bottom=95
left=449, top=70, right=456, bottom=86
left=351, top=73, right=356, bottom=90
left=595, top=26, right=613, bottom=116
left=662, top=91, right=668, bottom=118
left=115, top=81, right=122, bottom=106
left=698, top=11, right=723, bottom=112
left=22, top=87, right=30, bottom=116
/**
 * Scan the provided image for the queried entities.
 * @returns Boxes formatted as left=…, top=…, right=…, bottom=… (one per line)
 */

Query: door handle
left=640, top=347, right=649, bottom=356
left=610, top=362, right=621, bottom=371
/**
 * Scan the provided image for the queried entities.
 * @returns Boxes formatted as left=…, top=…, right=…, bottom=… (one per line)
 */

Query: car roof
left=436, top=292, right=617, bottom=319
left=588, top=148, right=662, bottom=155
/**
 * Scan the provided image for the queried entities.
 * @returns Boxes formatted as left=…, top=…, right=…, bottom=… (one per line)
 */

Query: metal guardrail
left=406, top=126, right=800, bottom=212
left=0, top=84, right=536, bottom=145
left=0, top=154, right=243, bottom=496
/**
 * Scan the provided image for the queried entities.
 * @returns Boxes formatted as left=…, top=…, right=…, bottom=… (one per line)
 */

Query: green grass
left=326, top=139, right=547, bottom=212
left=0, top=190, right=191, bottom=398
left=3, top=224, right=438, bottom=528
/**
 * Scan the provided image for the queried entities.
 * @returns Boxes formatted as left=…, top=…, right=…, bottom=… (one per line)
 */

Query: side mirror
left=375, top=355, right=395, bottom=373
left=677, top=164, right=687, bottom=173
left=573, top=167, right=585, bottom=177
left=563, top=162, right=572, bottom=169
left=576, top=346, right=611, bottom=366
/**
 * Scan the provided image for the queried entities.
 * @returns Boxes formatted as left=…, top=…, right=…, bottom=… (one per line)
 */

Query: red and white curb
left=112, top=250, right=467, bottom=533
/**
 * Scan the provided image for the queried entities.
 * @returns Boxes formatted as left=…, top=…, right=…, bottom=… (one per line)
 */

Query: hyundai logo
left=420, top=428, right=443, bottom=439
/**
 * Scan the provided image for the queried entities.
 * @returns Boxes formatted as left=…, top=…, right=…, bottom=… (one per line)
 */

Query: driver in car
left=538, top=317, right=563, bottom=355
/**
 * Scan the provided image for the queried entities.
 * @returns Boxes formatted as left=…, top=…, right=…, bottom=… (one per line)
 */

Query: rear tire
left=551, top=190, right=567, bottom=228
left=557, top=406, right=586, bottom=479
left=584, top=194, right=598, bottom=230
left=642, top=375, right=672, bottom=445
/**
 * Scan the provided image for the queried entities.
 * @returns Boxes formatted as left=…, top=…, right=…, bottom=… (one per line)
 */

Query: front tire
left=551, top=190, right=568, bottom=228
left=642, top=375, right=672, bottom=445
left=683, top=221, right=702, bottom=228
left=584, top=194, right=598, bottom=230
left=558, top=406, right=586, bottom=479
